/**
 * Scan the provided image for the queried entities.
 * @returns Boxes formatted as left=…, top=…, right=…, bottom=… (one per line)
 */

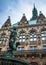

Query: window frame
left=30, top=46, right=37, bottom=52
left=17, top=47, right=24, bottom=51
left=19, top=32, right=26, bottom=42
left=41, top=30, right=46, bottom=40
left=30, top=31, right=37, bottom=41
left=0, top=32, right=7, bottom=44
left=43, top=45, right=46, bottom=52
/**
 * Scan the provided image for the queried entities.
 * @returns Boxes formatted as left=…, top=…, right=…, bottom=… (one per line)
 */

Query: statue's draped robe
left=9, top=30, right=20, bottom=50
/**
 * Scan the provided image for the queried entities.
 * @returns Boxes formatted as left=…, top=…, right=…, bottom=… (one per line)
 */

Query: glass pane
left=45, top=34, right=46, bottom=36
left=23, top=36, right=25, bottom=38
left=30, top=35, right=32, bottom=37
left=1, top=38, right=4, bottom=41
left=17, top=47, right=21, bottom=51
left=41, top=30, right=46, bottom=40
left=19, top=39, right=22, bottom=42
left=19, top=32, right=25, bottom=42
left=43, top=46, right=46, bottom=52
left=30, top=39, right=33, bottom=41
left=34, top=38, right=37, bottom=41
left=42, top=37, right=45, bottom=40
left=43, top=47, right=46, bottom=49
left=19, top=36, right=22, bottom=38
left=41, top=34, right=44, bottom=36
left=21, top=47, right=24, bottom=50
left=34, top=35, right=36, bottom=37
left=30, top=47, right=33, bottom=50
left=30, top=32, right=37, bottom=41
left=0, top=41, right=2, bottom=44
left=23, top=39, right=25, bottom=42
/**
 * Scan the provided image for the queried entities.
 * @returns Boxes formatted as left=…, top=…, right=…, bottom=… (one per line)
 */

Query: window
left=21, top=47, right=24, bottom=51
left=30, top=46, right=37, bottom=52
left=0, top=33, right=6, bottom=44
left=30, top=46, right=34, bottom=51
left=43, top=45, right=46, bottom=52
left=41, top=30, right=46, bottom=40
left=30, top=31, right=37, bottom=41
left=19, top=32, right=26, bottom=42
left=17, top=47, right=24, bottom=51
left=17, top=47, right=21, bottom=51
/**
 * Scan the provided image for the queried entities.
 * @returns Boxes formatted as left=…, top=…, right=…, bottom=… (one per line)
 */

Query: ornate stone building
left=0, top=5, right=46, bottom=65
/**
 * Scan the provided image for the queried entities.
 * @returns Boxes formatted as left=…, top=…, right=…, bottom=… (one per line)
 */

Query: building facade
left=0, top=5, right=46, bottom=65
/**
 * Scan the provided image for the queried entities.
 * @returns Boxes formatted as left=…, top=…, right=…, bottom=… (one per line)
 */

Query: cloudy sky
left=0, top=0, right=46, bottom=27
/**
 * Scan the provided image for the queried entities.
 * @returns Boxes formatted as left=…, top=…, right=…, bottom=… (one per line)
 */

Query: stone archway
left=31, top=62, right=38, bottom=65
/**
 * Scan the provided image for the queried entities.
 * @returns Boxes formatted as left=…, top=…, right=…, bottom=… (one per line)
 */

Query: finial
left=8, top=16, right=10, bottom=19
left=40, top=11, right=42, bottom=14
left=33, top=3, right=35, bottom=8
left=23, top=13, right=25, bottom=16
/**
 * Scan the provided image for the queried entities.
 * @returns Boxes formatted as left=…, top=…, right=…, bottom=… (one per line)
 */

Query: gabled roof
left=38, top=11, right=45, bottom=19
left=20, top=14, right=27, bottom=22
left=13, top=20, right=37, bottom=27
left=13, top=22, right=19, bottom=27
left=18, top=14, right=28, bottom=25
left=37, top=11, right=46, bottom=23
left=2, top=16, right=11, bottom=28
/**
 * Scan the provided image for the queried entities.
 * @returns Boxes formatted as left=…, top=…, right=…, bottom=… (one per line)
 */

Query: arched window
left=41, top=30, right=46, bottom=40
left=30, top=31, right=37, bottom=41
left=0, top=32, right=6, bottom=44
left=19, top=32, right=26, bottom=42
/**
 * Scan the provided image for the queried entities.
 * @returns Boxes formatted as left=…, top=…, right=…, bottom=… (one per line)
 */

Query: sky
left=0, top=0, right=46, bottom=28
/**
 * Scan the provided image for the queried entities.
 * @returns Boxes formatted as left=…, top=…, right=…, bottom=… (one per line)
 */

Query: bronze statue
left=6, top=27, right=20, bottom=55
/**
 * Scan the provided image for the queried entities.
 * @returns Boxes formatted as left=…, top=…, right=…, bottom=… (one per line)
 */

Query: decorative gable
left=37, top=11, right=46, bottom=24
left=19, top=14, right=28, bottom=25
left=2, top=16, right=11, bottom=28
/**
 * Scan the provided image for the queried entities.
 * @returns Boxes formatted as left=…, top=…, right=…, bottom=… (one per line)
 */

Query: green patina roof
left=13, top=20, right=37, bottom=27
left=28, top=20, right=37, bottom=25
left=13, top=22, right=19, bottom=27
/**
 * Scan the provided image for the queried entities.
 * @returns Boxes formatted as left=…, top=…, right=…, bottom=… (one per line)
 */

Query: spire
left=33, top=3, right=35, bottom=9
left=37, top=11, right=45, bottom=23
left=23, top=13, right=25, bottom=16
left=8, top=16, right=10, bottom=19
left=38, top=11, right=45, bottom=19
left=2, top=16, right=11, bottom=28
left=31, top=4, right=38, bottom=20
